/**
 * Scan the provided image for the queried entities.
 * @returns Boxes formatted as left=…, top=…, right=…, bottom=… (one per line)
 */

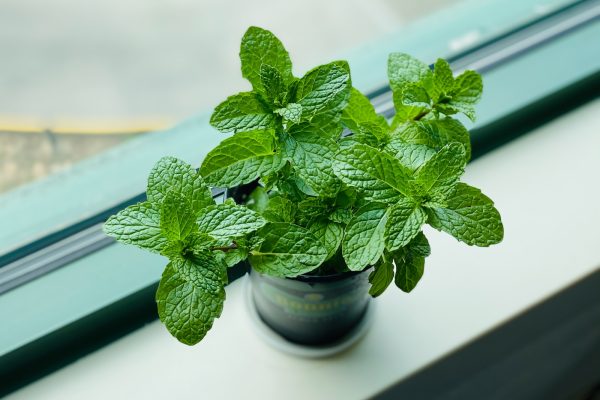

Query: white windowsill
left=8, top=99, right=600, bottom=400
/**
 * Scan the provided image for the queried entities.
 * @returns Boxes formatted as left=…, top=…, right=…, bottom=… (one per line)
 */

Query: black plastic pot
left=250, top=268, right=372, bottom=346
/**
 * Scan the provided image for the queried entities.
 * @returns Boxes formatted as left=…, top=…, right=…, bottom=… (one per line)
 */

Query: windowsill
left=7, top=99, right=600, bottom=400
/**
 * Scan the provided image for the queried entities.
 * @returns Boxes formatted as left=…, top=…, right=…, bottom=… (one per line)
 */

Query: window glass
left=0, top=0, right=461, bottom=194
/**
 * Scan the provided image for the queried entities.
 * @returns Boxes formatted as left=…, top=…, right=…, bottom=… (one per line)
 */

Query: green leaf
left=307, top=219, right=343, bottom=261
left=160, top=191, right=196, bottom=243
left=387, top=53, right=432, bottom=93
left=249, top=222, right=327, bottom=277
left=200, top=130, right=284, bottom=187
left=393, top=83, right=430, bottom=111
left=328, top=208, right=353, bottom=224
left=333, top=142, right=414, bottom=203
left=287, top=110, right=344, bottom=140
left=275, top=103, right=302, bottom=124
left=341, top=87, right=388, bottom=133
left=222, top=247, right=248, bottom=268
left=205, top=236, right=250, bottom=268
left=447, top=70, right=483, bottom=121
left=393, top=250, right=425, bottom=293
left=293, top=61, right=351, bottom=119
left=368, top=261, right=394, bottom=297
left=410, top=232, right=431, bottom=257
left=259, top=64, right=286, bottom=106
left=296, top=197, right=328, bottom=221
left=155, top=254, right=227, bottom=345
left=385, top=199, right=427, bottom=251
left=196, top=203, right=266, bottom=240
left=292, top=177, right=321, bottom=197
left=103, top=201, right=167, bottom=254
left=428, top=58, right=454, bottom=100
left=415, top=143, right=466, bottom=199
left=385, top=142, right=436, bottom=171
left=283, top=130, right=341, bottom=197
left=261, top=194, right=296, bottom=223
left=147, top=157, right=213, bottom=214
left=342, top=203, right=389, bottom=271
left=246, top=186, right=270, bottom=213
left=392, top=83, right=432, bottom=124
left=392, top=118, right=471, bottom=161
left=240, top=26, right=293, bottom=89
left=210, top=92, right=275, bottom=133
left=426, top=183, right=504, bottom=246
left=318, top=60, right=352, bottom=115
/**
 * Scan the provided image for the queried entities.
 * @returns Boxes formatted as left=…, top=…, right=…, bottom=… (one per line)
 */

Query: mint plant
left=104, top=157, right=266, bottom=344
left=104, top=27, right=503, bottom=346
left=334, top=52, right=502, bottom=295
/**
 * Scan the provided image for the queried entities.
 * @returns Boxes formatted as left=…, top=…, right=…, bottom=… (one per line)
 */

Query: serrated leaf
left=394, top=83, right=431, bottom=109
left=310, top=60, right=352, bottom=117
left=293, top=61, right=351, bottom=119
left=410, top=232, right=431, bottom=257
left=249, top=222, right=327, bottom=277
left=103, top=201, right=167, bottom=254
left=329, top=208, right=353, bottom=224
left=262, top=194, right=296, bottom=223
left=210, top=92, right=275, bottom=133
left=160, top=191, right=196, bottom=243
left=307, top=219, right=343, bottom=261
left=196, top=203, right=266, bottom=240
left=339, top=131, right=380, bottom=149
left=368, top=261, right=394, bottom=297
left=392, top=106, right=426, bottom=126
left=147, top=157, right=213, bottom=214
left=335, top=186, right=357, bottom=208
left=207, top=236, right=250, bottom=268
left=388, top=53, right=432, bottom=93
left=247, top=186, right=269, bottom=213
left=447, top=70, right=482, bottom=121
left=385, top=142, right=436, bottom=170
left=240, top=26, right=293, bottom=89
left=289, top=110, right=344, bottom=140
left=296, top=197, right=328, bottom=220
left=222, top=248, right=248, bottom=268
left=429, top=58, right=454, bottom=100
left=283, top=130, right=340, bottom=197
left=426, top=183, right=503, bottom=246
left=415, top=143, right=466, bottom=199
left=392, top=118, right=471, bottom=161
left=342, top=87, right=388, bottom=133
left=385, top=199, right=427, bottom=251
left=259, top=64, right=286, bottom=106
left=200, top=130, right=284, bottom=187
left=342, top=203, right=389, bottom=271
left=156, top=254, right=227, bottom=345
left=393, top=83, right=432, bottom=124
left=393, top=250, right=425, bottom=293
left=275, top=103, right=302, bottom=124
left=333, top=142, right=415, bottom=203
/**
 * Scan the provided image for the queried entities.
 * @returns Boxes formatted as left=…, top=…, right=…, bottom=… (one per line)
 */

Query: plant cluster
left=104, top=27, right=503, bottom=345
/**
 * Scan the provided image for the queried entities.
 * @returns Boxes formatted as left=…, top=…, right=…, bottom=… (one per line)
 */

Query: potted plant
left=103, top=27, right=503, bottom=347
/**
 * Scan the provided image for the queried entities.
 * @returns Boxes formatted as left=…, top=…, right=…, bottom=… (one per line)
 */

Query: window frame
left=1, top=0, right=599, bottom=394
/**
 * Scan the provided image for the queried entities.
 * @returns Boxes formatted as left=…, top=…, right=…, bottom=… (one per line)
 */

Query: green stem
left=413, top=109, right=430, bottom=121
left=211, top=242, right=238, bottom=252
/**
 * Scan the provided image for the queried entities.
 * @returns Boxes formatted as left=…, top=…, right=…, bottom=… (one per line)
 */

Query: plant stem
left=211, top=242, right=238, bottom=252
left=414, top=109, right=430, bottom=121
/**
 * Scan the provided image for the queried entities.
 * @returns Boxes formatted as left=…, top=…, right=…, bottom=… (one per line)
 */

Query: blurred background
left=0, top=0, right=458, bottom=194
